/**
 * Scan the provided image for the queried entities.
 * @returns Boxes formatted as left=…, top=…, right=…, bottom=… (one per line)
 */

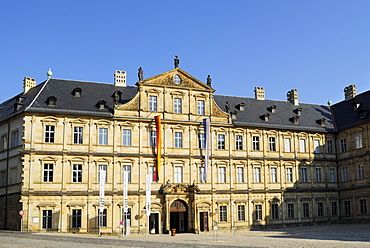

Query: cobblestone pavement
left=1, top=224, right=370, bottom=248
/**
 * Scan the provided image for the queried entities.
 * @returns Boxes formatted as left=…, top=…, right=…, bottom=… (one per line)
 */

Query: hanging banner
left=99, top=169, right=106, bottom=213
left=203, top=118, right=210, bottom=183
left=123, top=170, right=128, bottom=214
left=146, top=174, right=151, bottom=216
left=155, top=115, right=162, bottom=182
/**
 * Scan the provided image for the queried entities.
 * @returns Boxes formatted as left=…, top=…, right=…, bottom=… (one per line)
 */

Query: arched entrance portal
left=170, top=200, right=188, bottom=233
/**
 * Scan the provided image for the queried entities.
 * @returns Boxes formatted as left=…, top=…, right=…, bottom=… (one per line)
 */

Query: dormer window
left=16, top=96, right=25, bottom=104
left=97, top=100, right=107, bottom=110
left=231, top=111, right=237, bottom=120
left=294, top=108, right=303, bottom=116
left=316, top=118, right=326, bottom=127
left=290, top=116, right=299, bottom=124
left=352, top=103, right=361, bottom=111
left=359, top=110, right=368, bottom=119
left=112, top=91, right=122, bottom=104
left=72, top=88, right=82, bottom=97
left=237, top=103, right=245, bottom=111
left=267, top=105, right=276, bottom=113
left=261, top=113, right=270, bottom=122
left=46, top=96, right=57, bottom=107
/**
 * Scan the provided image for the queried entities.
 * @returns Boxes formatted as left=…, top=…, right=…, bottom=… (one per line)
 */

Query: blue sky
left=1, top=1, right=370, bottom=105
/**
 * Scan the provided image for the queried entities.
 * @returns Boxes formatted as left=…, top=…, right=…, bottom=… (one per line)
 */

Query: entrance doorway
left=149, top=213, right=159, bottom=234
left=199, top=212, right=208, bottom=231
left=170, top=200, right=188, bottom=233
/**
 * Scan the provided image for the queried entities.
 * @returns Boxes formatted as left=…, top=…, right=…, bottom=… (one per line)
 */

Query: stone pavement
left=1, top=224, right=370, bottom=247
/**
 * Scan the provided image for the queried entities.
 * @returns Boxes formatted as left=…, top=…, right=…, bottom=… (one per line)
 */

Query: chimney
left=114, top=70, right=126, bottom=87
left=23, top=77, right=36, bottom=94
left=344, top=85, right=356, bottom=100
left=287, top=89, right=299, bottom=106
left=254, top=87, right=265, bottom=100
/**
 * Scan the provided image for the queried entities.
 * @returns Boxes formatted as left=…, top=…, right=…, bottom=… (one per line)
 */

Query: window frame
left=219, top=205, right=227, bottom=222
left=42, top=210, right=52, bottom=229
left=237, top=205, right=245, bottom=221
left=217, top=134, right=225, bottom=150
left=98, top=128, right=108, bottom=145
left=254, top=167, right=261, bottom=183
left=269, top=137, right=276, bottom=152
left=218, top=167, right=226, bottom=183
left=43, top=163, right=54, bottom=183
left=174, top=97, right=182, bottom=114
left=45, top=125, right=55, bottom=143
left=73, top=126, right=83, bottom=144
left=235, top=135, right=243, bottom=150
left=270, top=167, right=277, bottom=183
left=236, top=167, right=244, bottom=183
left=149, top=95, right=157, bottom=112
left=197, top=100, right=205, bottom=115
left=286, top=167, right=293, bottom=183
left=252, top=136, right=260, bottom=151
left=72, top=164, right=82, bottom=183
left=174, top=166, right=183, bottom=183
left=71, top=209, right=82, bottom=228
left=122, top=129, right=132, bottom=146
left=174, top=132, right=183, bottom=148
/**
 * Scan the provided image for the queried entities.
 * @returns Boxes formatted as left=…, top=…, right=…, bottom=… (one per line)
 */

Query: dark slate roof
left=330, top=90, right=370, bottom=131
left=213, top=95, right=334, bottom=132
left=0, top=78, right=138, bottom=122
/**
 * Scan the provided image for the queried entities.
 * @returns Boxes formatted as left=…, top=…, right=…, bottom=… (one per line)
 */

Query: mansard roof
left=213, top=95, right=334, bottom=132
left=331, top=90, right=370, bottom=131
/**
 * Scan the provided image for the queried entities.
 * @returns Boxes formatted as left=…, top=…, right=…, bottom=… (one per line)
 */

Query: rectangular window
left=358, top=165, right=365, bottom=179
left=344, top=201, right=351, bottom=216
left=327, top=140, right=333, bottom=154
left=301, top=168, right=308, bottom=182
left=72, top=164, right=82, bottom=183
left=299, top=139, right=306, bottom=153
left=149, top=96, right=157, bottom=111
left=331, top=202, right=338, bottom=216
left=174, top=166, right=183, bottom=183
left=271, top=203, right=279, bottom=220
left=123, top=165, right=131, bottom=183
left=303, top=203, right=309, bottom=218
left=342, top=167, right=349, bottom=181
left=254, top=167, right=261, bottom=183
left=98, top=128, right=108, bottom=145
left=149, top=131, right=157, bottom=147
left=313, top=139, right=320, bottom=153
left=199, top=167, right=205, bottom=183
left=219, top=206, right=227, bottom=222
left=236, top=167, right=244, bottom=183
left=43, top=163, right=53, bottom=183
left=0, top=170, right=6, bottom=187
left=198, top=133, right=205, bottom=149
left=329, top=168, right=335, bottom=182
left=2, top=135, right=7, bottom=150
left=12, top=131, right=19, bottom=147
left=98, top=165, right=107, bottom=183
left=270, top=167, right=277, bottom=183
left=340, top=139, right=347, bottom=153
left=174, top=132, right=183, bottom=148
left=45, top=125, right=55, bottom=143
left=73, top=127, right=83, bottom=144
left=237, top=205, right=245, bottom=221
left=252, top=136, right=260, bottom=151
left=235, top=135, right=243, bottom=150
left=359, top=199, right=367, bottom=215
left=317, top=202, right=324, bottom=217
left=218, top=134, right=225, bottom=149
left=316, top=168, right=322, bottom=182
left=355, top=134, right=363, bottom=149
left=284, top=138, right=291, bottom=152
left=98, top=209, right=107, bottom=227
left=255, top=205, right=262, bottom=221
left=287, top=203, right=294, bottom=219
left=197, top=100, right=205, bottom=115
left=269, top=137, right=276, bottom=151
left=219, top=167, right=226, bottom=183
left=42, top=210, right=52, bottom=229
left=122, top=129, right=132, bottom=146
left=286, top=168, right=293, bottom=183
left=71, top=209, right=82, bottom=228
left=174, top=98, right=182, bottom=114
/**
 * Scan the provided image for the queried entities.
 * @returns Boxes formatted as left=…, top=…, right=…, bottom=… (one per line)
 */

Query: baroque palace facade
left=0, top=63, right=369, bottom=234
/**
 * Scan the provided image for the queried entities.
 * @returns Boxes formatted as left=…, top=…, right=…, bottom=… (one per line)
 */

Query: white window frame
left=149, top=96, right=157, bottom=112
left=198, top=133, right=205, bottom=149
left=358, top=165, right=365, bottom=179
left=45, top=125, right=55, bottom=143
left=43, top=163, right=53, bottom=183
left=174, top=98, right=182, bottom=114
left=286, top=167, right=293, bottom=183
left=122, top=129, right=132, bottom=146
left=236, top=167, right=244, bottom=183
left=269, top=137, right=276, bottom=151
left=218, top=134, right=225, bottom=149
left=284, top=138, right=291, bottom=152
left=98, top=165, right=107, bottom=183
left=98, top=128, right=108, bottom=145
left=174, top=132, right=183, bottom=148
left=235, top=135, right=243, bottom=150
left=301, top=168, right=308, bottom=182
left=313, top=139, right=320, bottom=153
left=123, top=165, right=131, bottom=183
left=252, top=136, right=260, bottom=151
left=73, top=126, right=83, bottom=144
left=219, top=167, right=226, bottom=183
left=329, top=168, right=336, bottom=182
left=72, top=164, right=82, bottom=183
left=174, top=166, right=183, bottom=183
left=254, top=167, right=261, bottom=183
left=355, top=134, right=363, bottom=149
left=299, top=139, right=306, bottom=153
left=197, top=100, right=205, bottom=115
left=316, top=168, right=322, bottom=182
left=149, top=131, right=157, bottom=147
left=270, top=167, right=277, bottom=183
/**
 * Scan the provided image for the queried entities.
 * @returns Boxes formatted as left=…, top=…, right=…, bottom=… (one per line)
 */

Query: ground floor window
left=343, top=201, right=351, bottom=216
left=71, top=209, right=82, bottom=228
left=331, top=202, right=338, bottom=216
left=219, top=206, right=227, bottom=222
left=122, top=208, right=131, bottom=224
left=359, top=199, right=367, bottom=215
left=42, top=210, right=52, bottom=229
left=302, top=203, right=309, bottom=218
left=237, top=205, right=245, bottom=221
left=255, top=205, right=262, bottom=221
left=317, top=202, right=324, bottom=217
left=287, top=203, right=294, bottom=219
left=271, top=203, right=279, bottom=220
left=98, top=209, right=107, bottom=227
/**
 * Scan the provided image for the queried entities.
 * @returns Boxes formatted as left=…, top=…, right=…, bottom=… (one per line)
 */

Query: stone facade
left=0, top=67, right=369, bottom=234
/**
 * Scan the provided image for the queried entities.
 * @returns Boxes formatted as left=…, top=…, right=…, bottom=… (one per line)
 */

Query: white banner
left=146, top=174, right=151, bottom=216
left=123, top=171, right=128, bottom=214
left=99, top=169, right=106, bottom=213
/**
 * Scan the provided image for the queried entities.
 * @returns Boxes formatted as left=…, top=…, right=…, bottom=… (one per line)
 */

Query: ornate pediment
left=159, top=181, right=200, bottom=194
left=136, top=68, right=214, bottom=92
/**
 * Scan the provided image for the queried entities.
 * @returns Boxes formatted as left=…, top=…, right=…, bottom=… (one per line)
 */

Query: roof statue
left=138, top=67, right=143, bottom=81
left=207, top=75, right=212, bottom=86
left=47, top=68, right=53, bottom=79
left=174, top=55, right=179, bottom=68
left=225, top=101, right=230, bottom=113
